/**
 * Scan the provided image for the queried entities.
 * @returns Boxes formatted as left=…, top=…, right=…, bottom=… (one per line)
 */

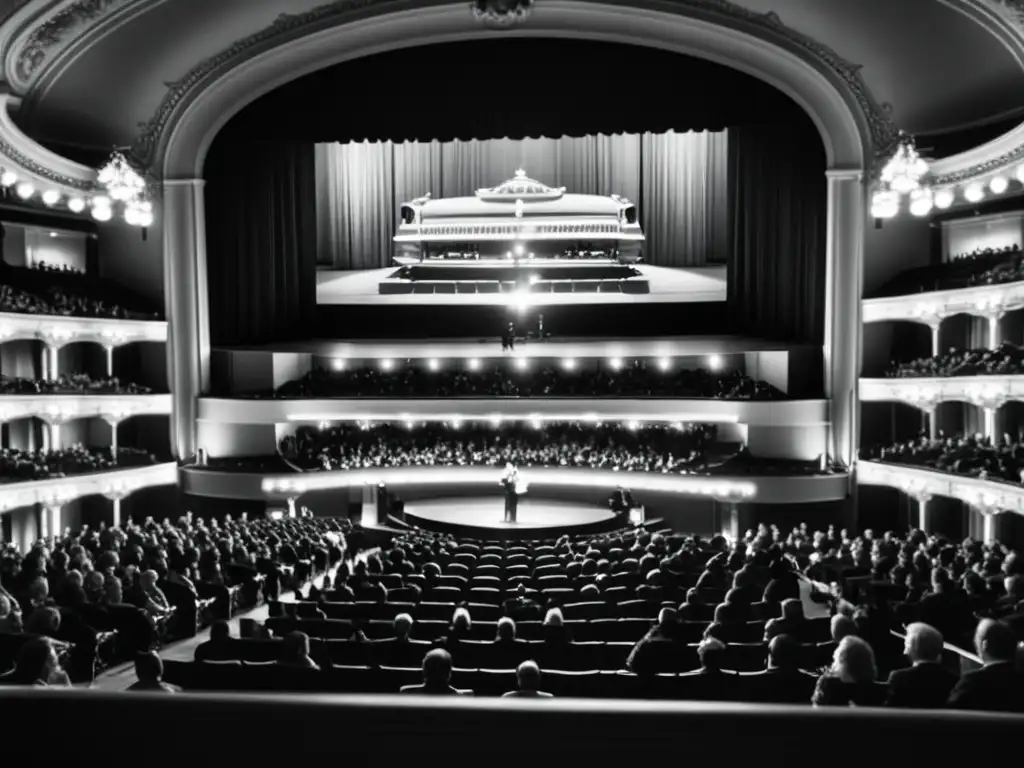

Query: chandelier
left=96, top=150, right=153, bottom=227
left=871, top=132, right=931, bottom=219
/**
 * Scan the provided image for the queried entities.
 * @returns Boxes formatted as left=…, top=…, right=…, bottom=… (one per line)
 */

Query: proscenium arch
left=160, top=2, right=870, bottom=178
left=158, top=0, right=869, bottom=476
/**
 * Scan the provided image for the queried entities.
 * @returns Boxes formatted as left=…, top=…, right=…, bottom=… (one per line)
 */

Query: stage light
left=672, top=421, right=685, bottom=431
left=380, top=359, right=394, bottom=372
left=608, top=357, right=623, bottom=371
left=514, top=243, right=525, bottom=257
left=657, top=357, right=671, bottom=372
left=403, top=416, right=414, bottom=430
left=515, top=357, right=529, bottom=371
left=990, top=176, right=1009, bottom=195
left=529, top=274, right=540, bottom=285
left=627, top=420, right=641, bottom=431
left=908, top=188, right=933, bottom=217
left=562, top=358, right=576, bottom=371
left=964, top=184, right=984, bottom=203
left=41, top=189, right=60, bottom=206
left=427, top=358, right=440, bottom=372
left=467, top=358, right=481, bottom=371
left=933, top=189, right=954, bottom=209
left=530, top=416, right=543, bottom=429
left=15, top=182, right=34, bottom=199
left=66, top=196, right=86, bottom=213
left=707, top=355, right=723, bottom=371
left=318, top=421, right=331, bottom=430
left=0, top=170, right=16, bottom=187
left=332, top=359, right=346, bottom=372
left=489, top=415, right=502, bottom=427
left=505, top=251, right=512, bottom=259
left=450, top=419, right=462, bottom=430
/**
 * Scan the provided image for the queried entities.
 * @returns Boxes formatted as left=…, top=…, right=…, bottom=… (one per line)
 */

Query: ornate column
left=914, top=493, right=931, bottom=534
left=163, top=179, right=211, bottom=460
left=823, top=170, right=865, bottom=474
left=929, top=323, right=941, bottom=358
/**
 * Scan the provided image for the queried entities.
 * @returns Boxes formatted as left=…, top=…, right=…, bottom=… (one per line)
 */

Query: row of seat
left=211, top=636, right=836, bottom=672
left=279, top=598, right=771, bottom=623
left=264, top=616, right=834, bottom=644
left=336, top=586, right=727, bottom=607
left=162, top=661, right=842, bottom=701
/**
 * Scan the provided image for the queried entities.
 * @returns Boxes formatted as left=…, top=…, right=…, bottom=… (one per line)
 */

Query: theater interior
left=1, top=0, right=1024, bottom=756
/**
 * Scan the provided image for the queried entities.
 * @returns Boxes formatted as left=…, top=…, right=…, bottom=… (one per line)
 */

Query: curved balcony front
left=859, top=376, right=1024, bottom=411
left=0, top=393, right=171, bottom=422
left=182, top=464, right=850, bottom=505
left=862, top=281, right=1024, bottom=327
left=0, top=311, right=167, bottom=347
left=0, top=461, right=178, bottom=510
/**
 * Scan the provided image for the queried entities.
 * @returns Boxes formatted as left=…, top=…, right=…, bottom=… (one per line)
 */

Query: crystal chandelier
left=871, top=132, right=931, bottom=219
left=96, top=150, right=153, bottom=227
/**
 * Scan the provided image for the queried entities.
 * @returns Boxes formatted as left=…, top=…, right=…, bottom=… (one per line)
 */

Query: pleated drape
left=314, top=131, right=727, bottom=269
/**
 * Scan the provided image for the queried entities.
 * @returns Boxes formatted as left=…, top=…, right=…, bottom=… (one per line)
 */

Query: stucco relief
left=11, top=0, right=135, bottom=85
left=129, top=0, right=899, bottom=173
left=983, top=0, right=1024, bottom=26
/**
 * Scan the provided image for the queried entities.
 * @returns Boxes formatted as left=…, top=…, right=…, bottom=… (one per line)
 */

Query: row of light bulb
left=330, top=355, right=725, bottom=373
left=0, top=168, right=154, bottom=226
left=317, top=418, right=692, bottom=431
left=872, top=163, right=1024, bottom=219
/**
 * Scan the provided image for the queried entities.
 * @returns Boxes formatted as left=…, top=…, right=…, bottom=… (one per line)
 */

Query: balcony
left=0, top=311, right=167, bottom=348
left=862, top=281, right=1024, bottom=328
left=0, top=461, right=178, bottom=510
left=859, top=376, right=1024, bottom=411
left=0, top=393, right=171, bottom=422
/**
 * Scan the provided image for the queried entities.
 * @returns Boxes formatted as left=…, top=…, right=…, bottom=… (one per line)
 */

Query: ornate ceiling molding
left=0, top=92, right=96, bottom=191
left=129, top=0, right=898, bottom=173
left=4, top=0, right=147, bottom=94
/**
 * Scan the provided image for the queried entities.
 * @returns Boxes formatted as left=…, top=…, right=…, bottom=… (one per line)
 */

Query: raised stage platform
left=316, top=265, right=726, bottom=306
left=402, top=497, right=619, bottom=539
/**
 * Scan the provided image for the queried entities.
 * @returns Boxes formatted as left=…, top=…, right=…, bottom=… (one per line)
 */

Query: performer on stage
left=608, top=485, right=636, bottom=518
left=500, top=463, right=526, bottom=523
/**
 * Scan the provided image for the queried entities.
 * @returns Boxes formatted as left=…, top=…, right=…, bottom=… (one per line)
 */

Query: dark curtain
left=727, top=122, right=826, bottom=344
left=204, top=140, right=316, bottom=346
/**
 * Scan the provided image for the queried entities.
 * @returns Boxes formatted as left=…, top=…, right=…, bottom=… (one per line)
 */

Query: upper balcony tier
left=0, top=461, right=177, bottom=511
left=0, top=311, right=167, bottom=347
left=0, top=392, right=171, bottom=423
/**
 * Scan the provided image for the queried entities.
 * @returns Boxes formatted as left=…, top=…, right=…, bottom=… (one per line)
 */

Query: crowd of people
left=119, top=519, right=1024, bottom=710
left=886, top=344, right=1024, bottom=378
left=0, top=445, right=157, bottom=484
left=269, top=363, right=780, bottom=400
left=0, top=374, right=155, bottom=395
left=0, top=515, right=348, bottom=684
left=0, top=283, right=158, bottom=321
left=280, top=422, right=719, bottom=474
left=862, top=434, right=1024, bottom=485
left=871, top=245, right=1023, bottom=298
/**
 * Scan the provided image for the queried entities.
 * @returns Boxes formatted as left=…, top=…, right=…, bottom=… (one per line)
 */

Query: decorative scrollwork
left=470, top=0, right=534, bottom=27
left=131, top=0, right=899, bottom=173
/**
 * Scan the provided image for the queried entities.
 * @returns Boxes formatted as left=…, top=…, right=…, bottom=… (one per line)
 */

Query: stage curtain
left=204, top=140, right=316, bottom=345
left=318, top=133, right=736, bottom=270
left=641, top=131, right=729, bottom=267
left=727, top=124, right=826, bottom=344
left=314, top=141, right=395, bottom=270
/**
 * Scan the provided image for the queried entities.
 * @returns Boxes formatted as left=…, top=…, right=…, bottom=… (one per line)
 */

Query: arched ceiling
left=1, top=0, right=1023, bottom=155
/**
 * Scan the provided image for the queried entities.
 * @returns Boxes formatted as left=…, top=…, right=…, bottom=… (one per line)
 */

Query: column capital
left=825, top=168, right=865, bottom=182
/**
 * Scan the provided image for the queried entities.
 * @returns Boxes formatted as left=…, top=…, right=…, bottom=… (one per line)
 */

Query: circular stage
left=402, top=497, right=618, bottom=540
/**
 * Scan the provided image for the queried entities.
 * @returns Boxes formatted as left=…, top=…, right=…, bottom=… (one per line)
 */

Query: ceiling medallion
left=470, top=0, right=534, bottom=27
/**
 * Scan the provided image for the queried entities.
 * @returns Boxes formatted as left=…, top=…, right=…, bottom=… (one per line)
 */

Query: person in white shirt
left=502, top=660, right=553, bottom=698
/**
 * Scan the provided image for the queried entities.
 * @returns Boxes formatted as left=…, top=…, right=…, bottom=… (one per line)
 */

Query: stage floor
left=404, top=497, right=615, bottom=530
left=316, top=265, right=726, bottom=306
left=219, top=334, right=796, bottom=358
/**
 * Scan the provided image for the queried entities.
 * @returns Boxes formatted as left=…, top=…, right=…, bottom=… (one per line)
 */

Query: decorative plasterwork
left=0, top=460, right=177, bottom=511
left=860, top=376, right=1024, bottom=412
left=129, top=0, right=898, bottom=172
left=0, top=311, right=168, bottom=347
left=0, top=393, right=171, bottom=424
left=859, top=460, right=1023, bottom=516
left=5, top=0, right=139, bottom=92
left=862, top=281, right=1024, bottom=326
left=196, top=397, right=830, bottom=427
left=0, top=93, right=96, bottom=192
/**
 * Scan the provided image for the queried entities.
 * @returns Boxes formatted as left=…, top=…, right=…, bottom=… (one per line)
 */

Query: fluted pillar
left=823, top=170, right=865, bottom=473
left=163, top=179, right=210, bottom=460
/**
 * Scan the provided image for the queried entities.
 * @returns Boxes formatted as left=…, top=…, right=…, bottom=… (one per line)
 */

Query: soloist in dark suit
left=885, top=662, right=958, bottom=709
left=502, top=479, right=519, bottom=523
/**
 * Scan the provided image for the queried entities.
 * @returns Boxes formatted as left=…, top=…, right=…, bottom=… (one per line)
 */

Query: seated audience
left=0, top=636, right=70, bottom=687
left=749, top=634, right=818, bottom=704
left=503, top=660, right=553, bottom=698
left=127, top=651, right=180, bottom=693
left=885, top=622, right=958, bottom=709
left=947, top=618, right=1024, bottom=713
left=812, top=636, right=885, bottom=707
left=194, top=621, right=233, bottom=662
left=400, top=648, right=472, bottom=695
